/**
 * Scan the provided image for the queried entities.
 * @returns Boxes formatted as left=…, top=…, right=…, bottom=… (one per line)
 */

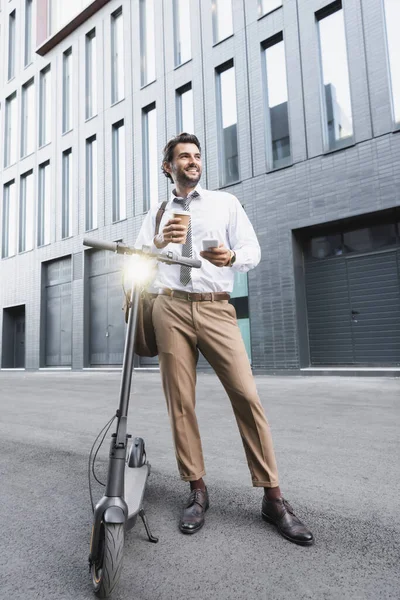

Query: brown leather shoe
left=179, top=488, right=209, bottom=534
left=262, top=497, right=314, bottom=546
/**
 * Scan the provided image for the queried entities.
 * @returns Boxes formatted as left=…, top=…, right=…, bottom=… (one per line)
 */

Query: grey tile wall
left=0, top=0, right=399, bottom=372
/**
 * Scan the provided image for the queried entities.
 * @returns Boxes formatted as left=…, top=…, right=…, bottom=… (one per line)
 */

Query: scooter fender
left=104, top=506, right=125, bottom=524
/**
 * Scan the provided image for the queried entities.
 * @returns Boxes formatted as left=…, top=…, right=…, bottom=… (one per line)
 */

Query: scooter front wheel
left=91, top=522, right=124, bottom=598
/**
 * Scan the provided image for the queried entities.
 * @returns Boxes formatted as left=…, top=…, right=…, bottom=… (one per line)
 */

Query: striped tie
left=174, top=191, right=198, bottom=286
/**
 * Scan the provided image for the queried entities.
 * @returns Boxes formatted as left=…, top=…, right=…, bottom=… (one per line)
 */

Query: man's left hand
left=200, top=244, right=232, bottom=267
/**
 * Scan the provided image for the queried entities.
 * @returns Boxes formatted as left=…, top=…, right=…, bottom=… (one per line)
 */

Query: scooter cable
left=88, top=414, right=117, bottom=513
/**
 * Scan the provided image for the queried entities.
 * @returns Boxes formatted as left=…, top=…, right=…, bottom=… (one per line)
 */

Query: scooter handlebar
left=83, top=238, right=118, bottom=252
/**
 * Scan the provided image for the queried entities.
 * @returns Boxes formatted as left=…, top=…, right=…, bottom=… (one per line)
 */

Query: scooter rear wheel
left=91, top=522, right=124, bottom=598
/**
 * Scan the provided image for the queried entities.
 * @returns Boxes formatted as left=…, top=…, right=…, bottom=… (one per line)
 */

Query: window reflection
left=383, top=0, right=400, bottom=123
left=174, top=0, right=191, bottom=66
left=212, top=0, right=233, bottom=44
left=217, top=64, right=239, bottom=185
left=143, top=106, right=158, bottom=211
left=317, top=4, right=353, bottom=150
left=111, top=10, right=124, bottom=103
left=140, top=0, right=156, bottom=86
left=177, top=85, right=194, bottom=134
left=2, top=181, right=16, bottom=258
left=263, top=35, right=291, bottom=169
left=258, top=0, right=282, bottom=18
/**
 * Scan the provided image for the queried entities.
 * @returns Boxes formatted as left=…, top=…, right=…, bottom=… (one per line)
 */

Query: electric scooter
left=83, top=238, right=201, bottom=598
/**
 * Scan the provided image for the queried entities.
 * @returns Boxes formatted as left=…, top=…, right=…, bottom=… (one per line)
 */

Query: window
left=49, top=0, right=93, bottom=35
left=19, top=171, right=34, bottom=253
left=86, top=136, right=97, bottom=231
left=142, top=104, right=158, bottom=212
left=212, top=0, right=233, bottom=44
left=62, top=149, right=72, bottom=238
left=38, top=162, right=51, bottom=247
left=176, top=83, right=194, bottom=134
left=258, top=0, right=282, bottom=18
left=8, top=10, right=16, bottom=80
left=2, top=181, right=16, bottom=258
left=39, top=66, right=51, bottom=147
left=216, top=62, right=239, bottom=186
left=140, top=0, right=156, bottom=86
left=85, top=29, right=97, bottom=118
left=21, top=79, right=35, bottom=157
left=111, top=10, right=124, bottom=103
left=173, top=0, right=191, bottom=66
left=24, top=0, right=33, bottom=66
left=317, top=1, right=353, bottom=150
left=62, top=48, right=72, bottom=133
left=262, top=34, right=291, bottom=169
left=4, top=93, right=18, bottom=167
left=383, top=0, right=400, bottom=124
left=112, top=121, right=126, bottom=222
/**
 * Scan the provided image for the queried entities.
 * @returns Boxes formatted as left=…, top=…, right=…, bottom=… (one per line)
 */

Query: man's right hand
left=154, top=218, right=188, bottom=249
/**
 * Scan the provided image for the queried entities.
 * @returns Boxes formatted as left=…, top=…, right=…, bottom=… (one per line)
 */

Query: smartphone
left=202, top=239, right=219, bottom=251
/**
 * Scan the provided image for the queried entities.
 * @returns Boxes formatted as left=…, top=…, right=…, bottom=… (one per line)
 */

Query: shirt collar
left=171, top=183, right=202, bottom=203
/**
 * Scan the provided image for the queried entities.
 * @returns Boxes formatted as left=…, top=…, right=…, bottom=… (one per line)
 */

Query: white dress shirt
left=134, top=184, right=261, bottom=293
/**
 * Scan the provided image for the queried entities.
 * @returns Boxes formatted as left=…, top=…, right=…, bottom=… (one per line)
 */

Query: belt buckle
left=188, top=292, right=194, bottom=301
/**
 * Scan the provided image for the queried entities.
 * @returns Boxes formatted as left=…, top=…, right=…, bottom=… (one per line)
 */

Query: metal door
left=347, top=251, right=400, bottom=364
left=14, top=313, right=25, bottom=368
left=44, top=258, right=72, bottom=367
left=88, top=254, right=125, bottom=366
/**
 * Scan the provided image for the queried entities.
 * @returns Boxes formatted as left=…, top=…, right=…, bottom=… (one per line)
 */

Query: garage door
left=88, top=250, right=126, bottom=366
left=305, top=249, right=400, bottom=365
left=44, top=257, right=72, bottom=366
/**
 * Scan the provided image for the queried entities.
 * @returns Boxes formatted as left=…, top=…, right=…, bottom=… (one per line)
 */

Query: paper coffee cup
left=172, top=210, right=190, bottom=244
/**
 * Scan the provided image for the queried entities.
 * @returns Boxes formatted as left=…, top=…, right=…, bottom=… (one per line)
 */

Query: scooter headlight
left=124, top=254, right=155, bottom=286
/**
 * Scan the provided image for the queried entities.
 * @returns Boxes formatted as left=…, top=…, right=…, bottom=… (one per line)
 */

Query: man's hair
left=161, top=133, right=201, bottom=182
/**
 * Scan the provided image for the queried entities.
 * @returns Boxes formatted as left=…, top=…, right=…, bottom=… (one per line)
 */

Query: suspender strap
left=155, top=201, right=168, bottom=236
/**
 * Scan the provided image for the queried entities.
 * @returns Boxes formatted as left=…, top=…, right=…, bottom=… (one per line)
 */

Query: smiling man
left=135, top=133, right=313, bottom=546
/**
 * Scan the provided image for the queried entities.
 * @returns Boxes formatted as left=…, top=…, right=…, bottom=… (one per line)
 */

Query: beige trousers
left=152, top=295, right=279, bottom=488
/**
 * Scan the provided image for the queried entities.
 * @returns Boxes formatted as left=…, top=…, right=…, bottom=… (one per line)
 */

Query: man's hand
left=200, top=244, right=232, bottom=267
left=154, top=218, right=188, bottom=249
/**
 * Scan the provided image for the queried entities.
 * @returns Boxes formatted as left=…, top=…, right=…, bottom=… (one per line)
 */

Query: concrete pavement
left=0, top=371, right=399, bottom=600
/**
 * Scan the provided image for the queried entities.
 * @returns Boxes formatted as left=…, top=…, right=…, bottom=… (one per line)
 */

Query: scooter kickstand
left=139, top=508, right=159, bottom=543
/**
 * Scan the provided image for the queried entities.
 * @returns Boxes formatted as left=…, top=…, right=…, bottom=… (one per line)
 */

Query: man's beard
left=176, top=168, right=201, bottom=188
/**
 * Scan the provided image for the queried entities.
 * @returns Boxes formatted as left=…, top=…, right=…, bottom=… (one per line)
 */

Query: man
left=135, top=133, right=313, bottom=546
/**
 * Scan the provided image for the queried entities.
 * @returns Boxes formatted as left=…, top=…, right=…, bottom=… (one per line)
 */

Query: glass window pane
left=111, top=11, right=124, bottom=103
left=258, top=0, right=282, bottom=18
left=21, top=79, right=35, bottom=157
left=177, top=86, right=194, bottom=134
left=140, top=0, right=156, bottom=86
left=5, top=93, right=17, bottom=167
left=62, top=49, right=72, bottom=133
left=38, top=163, right=51, bottom=247
left=174, top=0, right=191, bottom=65
left=86, top=137, right=97, bottom=230
left=143, top=106, right=158, bottom=211
left=112, top=123, right=126, bottom=222
left=8, top=10, right=16, bottom=80
left=24, top=0, right=33, bottom=66
left=39, top=66, right=51, bottom=147
left=20, top=172, right=34, bottom=252
left=264, top=37, right=291, bottom=169
left=318, top=7, right=353, bottom=149
left=309, top=235, right=343, bottom=259
left=384, top=0, right=400, bottom=123
left=62, top=150, right=72, bottom=238
left=218, top=65, right=239, bottom=186
left=86, top=30, right=97, bottom=118
left=212, top=0, right=233, bottom=43
left=2, top=181, right=16, bottom=258
left=49, top=0, right=93, bottom=35
left=343, top=225, right=397, bottom=253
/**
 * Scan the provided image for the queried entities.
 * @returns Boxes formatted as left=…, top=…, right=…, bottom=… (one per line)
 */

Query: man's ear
left=163, top=161, right=172, bottom=177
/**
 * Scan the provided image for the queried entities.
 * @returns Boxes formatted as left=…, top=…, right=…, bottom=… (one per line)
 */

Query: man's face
left=165, top=142, right=202, bottom=188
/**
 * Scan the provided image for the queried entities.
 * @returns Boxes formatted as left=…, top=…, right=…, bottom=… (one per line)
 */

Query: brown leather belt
left=159, top=289, right=230, bottom=302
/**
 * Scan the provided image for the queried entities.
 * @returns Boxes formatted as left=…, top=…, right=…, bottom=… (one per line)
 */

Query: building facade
left=0, top=0, right=399, bottom=373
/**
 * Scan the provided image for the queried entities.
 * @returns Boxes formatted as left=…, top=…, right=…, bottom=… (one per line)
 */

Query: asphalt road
left=0, top=371, right=399, bottom=600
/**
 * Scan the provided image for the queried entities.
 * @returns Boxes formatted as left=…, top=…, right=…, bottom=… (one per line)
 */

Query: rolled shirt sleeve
left=227, top=197, right=261, bottom=272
